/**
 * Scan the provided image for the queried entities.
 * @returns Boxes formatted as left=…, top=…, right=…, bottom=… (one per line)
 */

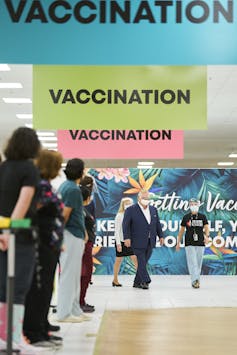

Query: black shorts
left=115, top=241, right=134, bottom=257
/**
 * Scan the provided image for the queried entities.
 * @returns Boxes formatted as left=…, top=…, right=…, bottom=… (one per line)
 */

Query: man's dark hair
left=80, top=185, right=91, bottom=202
left=64, top=158, right=84, bottom=180
left=4, top=127, right=40, bottom=160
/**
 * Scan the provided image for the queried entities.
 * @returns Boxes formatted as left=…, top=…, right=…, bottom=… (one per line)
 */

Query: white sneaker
left=57, top=314, right=91, bottom=323
left=75, top=314, right=91, bottom=322
left=14, top=340, right=49, bottom=354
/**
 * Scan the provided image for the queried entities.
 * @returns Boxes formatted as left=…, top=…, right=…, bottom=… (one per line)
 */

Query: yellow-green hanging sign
left=33, top=66, right=207, bottom=130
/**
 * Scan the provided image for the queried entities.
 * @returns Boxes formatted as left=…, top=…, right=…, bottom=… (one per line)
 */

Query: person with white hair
left=112, top=197, right=137, bottom=287
left=176, top=198, right=210, bottom=288
left=123, top=190, right=164, bottom=289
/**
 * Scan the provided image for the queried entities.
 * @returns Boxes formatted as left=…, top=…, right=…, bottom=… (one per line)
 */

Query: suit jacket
left=122, top=204, right=163, bottom=249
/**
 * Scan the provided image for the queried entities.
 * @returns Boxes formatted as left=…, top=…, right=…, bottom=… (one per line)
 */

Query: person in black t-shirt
left=0, top=127, right=40, bottom=352
left=176, top=198, right=210, bottom=289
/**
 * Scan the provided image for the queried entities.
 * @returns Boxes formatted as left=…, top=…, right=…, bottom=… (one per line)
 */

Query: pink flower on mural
left=110, top=168, right=130, bottom=183
left=95, top=168, right=130, bottom=183
left=96, top=169, right=114, bottom=180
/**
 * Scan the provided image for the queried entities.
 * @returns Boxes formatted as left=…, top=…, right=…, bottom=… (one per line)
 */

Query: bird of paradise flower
left=124, top=170, right=159, bottom=194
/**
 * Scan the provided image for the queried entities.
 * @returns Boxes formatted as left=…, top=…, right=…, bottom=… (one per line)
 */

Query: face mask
left=141, top=199, right=150, bottom=206
left=124, top=204, right=132, bottom=210
left=190, top=205, right=199, bottom=213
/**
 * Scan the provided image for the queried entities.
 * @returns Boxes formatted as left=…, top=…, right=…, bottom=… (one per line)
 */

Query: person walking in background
left=79, top=186, right=96, bottom=313
left=0, top=127, right=41, bottom=353
left=112, top=197, right=137, bottom=287
left=123, top=190, right=164, bottom=290
left=23, top=149, right=64, bottom=349
left=56, top=159, right=90, bottom=323
left=176, top=198, right=210, bottom=289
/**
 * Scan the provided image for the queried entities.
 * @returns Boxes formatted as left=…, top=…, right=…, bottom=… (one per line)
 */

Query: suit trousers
left=133, top=240, right=153, bottom=284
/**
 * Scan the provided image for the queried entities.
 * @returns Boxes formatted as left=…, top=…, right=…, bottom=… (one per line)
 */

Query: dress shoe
left=192, top=280, right=200, bottom=289
left=112, top=281, right=122, bottom=287
left=133, top=283, right=142, bottom=288
left=140, top=282, right=149, bottom=289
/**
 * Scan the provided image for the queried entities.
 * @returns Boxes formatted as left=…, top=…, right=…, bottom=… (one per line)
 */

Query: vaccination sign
left=57, top=130, right=184, bottom=159
left=0, top=1, right=237, bottom=64
left=33, top=65, right=207, bottom=130
left=87, top=168, right=237, bottom=275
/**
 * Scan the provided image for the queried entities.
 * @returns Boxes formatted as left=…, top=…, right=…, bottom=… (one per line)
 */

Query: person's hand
left=176, top=242, right=181, bottom=252
left=0, top=234, right=10, bottom=251
left=204, top=236, right=211, bottom=245
left=159, top=238, right=164, bottom=246
left=116, top=244, right=122, bottom=252
left=124, top=239, right=131, bottom=248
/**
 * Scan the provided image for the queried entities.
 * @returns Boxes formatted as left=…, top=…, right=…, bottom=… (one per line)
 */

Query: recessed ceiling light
left=228, top=153, right=237, bottom=158
left=0, top=83, right=23, bottom=89
left=3, top=98, right=32, bottom=104
left=25, top=123, right=33, bottom=128
left=16, top=114, right=32, bottom=119
left=217, top=162, right=234, bottom=166
left=0, top=64, right=10, bottom=71
left=37, top=132, right=55, bottom=137
left=38, top=137, right=57, bottom=142
left=137, top=162, right=154, bottom=166
left=42, top=143, right=58, bottom=148
left=137, top=165, right=153, bottom=169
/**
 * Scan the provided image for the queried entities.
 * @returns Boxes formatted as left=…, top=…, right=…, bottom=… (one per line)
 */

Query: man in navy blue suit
left=123, top=190, right=164, bottom=289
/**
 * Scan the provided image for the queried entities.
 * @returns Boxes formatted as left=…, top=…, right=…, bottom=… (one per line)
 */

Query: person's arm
left=204, top=223, right=210, bottom=245
left=63, top=206, right=73, bottom=224
left=176, top=226, right=185, bottom=251
left=156, top=212, right=164, bottom=246
left=122, top=208, right=132, bottom=248
left=115, top=213, right=123, bottom=251
left=84, top=229, right=89, bottom=243
left=11, top=186, right=35, bottom=219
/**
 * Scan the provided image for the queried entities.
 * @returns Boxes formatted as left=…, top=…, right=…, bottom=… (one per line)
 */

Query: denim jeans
left=185, top=246, right=205, bottom=283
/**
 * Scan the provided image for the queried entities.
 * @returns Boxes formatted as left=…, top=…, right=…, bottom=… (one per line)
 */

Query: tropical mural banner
left=89, top=168, right=237, bottom=275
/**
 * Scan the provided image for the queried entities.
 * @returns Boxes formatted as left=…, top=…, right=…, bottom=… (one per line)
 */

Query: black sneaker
left=47, top=323, right=60, bottom=332
left=47, top=334, right=63, bottom=347
left=81, top=304, right=95, bottom=313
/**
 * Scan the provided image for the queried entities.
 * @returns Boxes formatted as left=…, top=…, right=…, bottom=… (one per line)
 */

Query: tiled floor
left=50, top=275, right=237, bottom=354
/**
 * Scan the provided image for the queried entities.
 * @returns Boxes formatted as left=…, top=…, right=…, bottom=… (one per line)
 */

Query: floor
left=94, top=308, right=237, bottom=355
left=50, top=275, right=237, bottom=355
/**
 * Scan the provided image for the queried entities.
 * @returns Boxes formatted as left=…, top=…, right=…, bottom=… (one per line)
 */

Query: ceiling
left=0, top=65, right=237, bottom=168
